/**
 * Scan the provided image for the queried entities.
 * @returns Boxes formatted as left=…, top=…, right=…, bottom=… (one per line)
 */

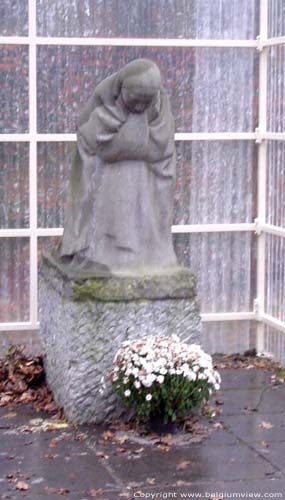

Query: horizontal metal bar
left=0, top=132, right=260, bottom=143
left=0, top=224, right=256, bottom=238
left=37, top=228, right=64, bottom=236
left=0, top=36, right=29, bottom=45
left=263, top=36, right=285, bottom=47
left=0, top=229, right=31, bottom=237
left=36, top=134, right=76, bottom=142
left=201, top=312, right=256, bottom=322
left=263, top=132, right=285, bottom=141
left=0, top=322, right=39, bottom=332
left=259, top=223, right=285, bottom=238
left=0, top=134, right=31, bottom=142
left=0, top=314, right=256, bottom=332
left=0, top=36, right=258, bottom=48
left=261, top=313, right=285, bottom=334
left=172, top=223, right=256, bottom=233
left=0, top=228, right=65, bottom=238
left=175, top=132, right=258, bottom=141
left=2, top=223, right=283, bottom=239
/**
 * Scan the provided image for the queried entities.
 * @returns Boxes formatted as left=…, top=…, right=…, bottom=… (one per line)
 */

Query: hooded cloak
left=59, top=59, right=177, bottom=273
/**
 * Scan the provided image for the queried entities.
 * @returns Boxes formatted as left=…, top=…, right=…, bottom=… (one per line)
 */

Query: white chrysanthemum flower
left=123, top=377, right=129, bottom=384
left=124, top=389, right=131, bottom=397
left=157, top=375, right=164, bottom=384
left=160, top=367, right=167, bottom=375
left=134, top=380, right=141, bottom=389
left=171, top=334, right=180, bottom=342
left=146, top=394, right=152, bottom=401
left=142, top=374, right=156, bottom=387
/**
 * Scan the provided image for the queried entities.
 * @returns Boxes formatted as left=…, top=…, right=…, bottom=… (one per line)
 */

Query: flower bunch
left=110, top=334, right=221, bottom=423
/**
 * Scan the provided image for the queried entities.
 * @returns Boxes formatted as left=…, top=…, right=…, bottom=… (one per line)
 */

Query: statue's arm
left=78, top=105, right=124, bottom=154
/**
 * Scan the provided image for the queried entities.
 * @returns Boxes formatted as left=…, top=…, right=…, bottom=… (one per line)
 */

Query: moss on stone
left=73, top=270, right=197, bottom=302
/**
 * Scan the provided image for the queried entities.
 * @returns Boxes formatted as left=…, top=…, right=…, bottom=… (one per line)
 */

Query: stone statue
left=58, top=58, right=178, bottom=275
left=40, top=61, right=202, bottom=424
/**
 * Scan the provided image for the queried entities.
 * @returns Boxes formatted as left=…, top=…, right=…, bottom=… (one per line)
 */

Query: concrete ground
left=0, top=367, right=285, bottom=499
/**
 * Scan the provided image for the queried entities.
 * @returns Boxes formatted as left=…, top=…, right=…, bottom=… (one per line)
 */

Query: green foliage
left=113, top=371, right=212, bottom=423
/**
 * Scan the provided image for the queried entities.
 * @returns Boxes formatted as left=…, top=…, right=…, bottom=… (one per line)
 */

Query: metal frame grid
left=0, top=0, right=285, bottom=345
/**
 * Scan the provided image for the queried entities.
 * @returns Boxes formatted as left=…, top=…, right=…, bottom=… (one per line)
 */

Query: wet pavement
left=0, top=368, right=285, bottom=499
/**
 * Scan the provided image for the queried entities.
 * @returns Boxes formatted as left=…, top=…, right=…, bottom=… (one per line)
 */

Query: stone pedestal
left=39, top=256, right=202, bottom=424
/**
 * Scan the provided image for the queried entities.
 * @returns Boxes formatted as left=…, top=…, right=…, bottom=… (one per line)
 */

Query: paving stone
left=219, top=368, right=272, bottom=390
left=213, top=388, right=265, bottom=415
left=250, top=440, right=285, bottom=473
left=222, top=412, right=285, bottom=443
left=105, top=443, right=277, bottom=485
left=0, top=368, right=284, bottom=499
left=258, top=384, right=285, bottom=414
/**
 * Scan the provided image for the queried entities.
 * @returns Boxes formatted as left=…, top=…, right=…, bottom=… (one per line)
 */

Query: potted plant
left=110, top=334, right=221, bottom=433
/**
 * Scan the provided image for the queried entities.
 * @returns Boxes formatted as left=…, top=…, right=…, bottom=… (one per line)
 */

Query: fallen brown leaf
left=15, top=481, right=29, bottom=491
left=44, top=486, right=69, bottom=495
left=146, top=477, right=156, bottom=485
left=258, top=421, right=274, bottom=430
left=133, top=447, right=144, bottom=454
left=49, top=439, right=59, bottom=448
left=177, top=460, right=192, bottom=470
left=3, top=412, right=17, bottom=419
left=87, top=488, right=103, bottom=497
left=102, top=430, right=114, bottom=440
left=156, top=444, right=170, bottom=452
left=213, top=422, right=224, bottom=429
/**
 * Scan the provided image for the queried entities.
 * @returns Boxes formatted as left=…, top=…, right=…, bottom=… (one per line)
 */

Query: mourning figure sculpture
left=58, top=59, right=178, bottom=275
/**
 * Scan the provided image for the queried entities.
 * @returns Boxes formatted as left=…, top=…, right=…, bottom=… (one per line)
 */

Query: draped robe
left=59, top=70, right=177, bottom=273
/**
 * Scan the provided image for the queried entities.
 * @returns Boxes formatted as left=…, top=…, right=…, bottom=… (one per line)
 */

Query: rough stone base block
left=39, top=257, right=202, bottom=424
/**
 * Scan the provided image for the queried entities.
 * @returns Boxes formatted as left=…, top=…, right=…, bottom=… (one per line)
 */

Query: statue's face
left=121, top=86, right=158, bottom=113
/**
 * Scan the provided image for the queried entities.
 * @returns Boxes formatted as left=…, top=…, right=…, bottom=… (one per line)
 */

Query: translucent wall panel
left=175, top=141, right=257, bottom=225
left=267, top=46, right=285, bottom=132
left=268, top=0, right=285, bottom=38
left=37, top=143, right=74, bottom=228
left=267, top=141, right=285, bottom=227
left=37, top=46, right=257, bottom=134
left=264, top=326, right=285, bottom=367
left=0, top=143, right=29, bottom=228
left=0, top=0, right=28, bottom=36
left=265, top=235, right=285, bottom=322
left=192, top=49, right=258, bottom=133
left=36, top=0, right=258, bottom=39
left=203, top=321, right=256, bottom=355
left=0, top=46, right=29, bottom=133
left=0, top=239, right=29, bottom=322
left=173, top=232, right=256, bottom=313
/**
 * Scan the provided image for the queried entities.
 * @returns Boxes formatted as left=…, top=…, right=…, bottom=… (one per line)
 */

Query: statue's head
left=119, top=59, right=161, bottom=113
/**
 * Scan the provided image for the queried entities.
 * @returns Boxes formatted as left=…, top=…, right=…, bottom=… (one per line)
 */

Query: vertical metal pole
left=256, top=0, right=268, bottom=353
left=28, top=0, right=38, bottom=327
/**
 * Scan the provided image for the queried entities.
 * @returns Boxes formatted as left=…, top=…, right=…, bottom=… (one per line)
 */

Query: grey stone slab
left=222, top=412, right=285, bottom=443
left=219, top=368, right=272, bottom=390
left=258, top=384, right=285, bottom=414
left=0, top=426, right=116, bottom=496
left=250, top=441, right=285, bottom=472
left=212, top=388, right=265, bottom=415
left=202, top=427, right=239, bottom=446
left=105, top=443, right=277, bottom=485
